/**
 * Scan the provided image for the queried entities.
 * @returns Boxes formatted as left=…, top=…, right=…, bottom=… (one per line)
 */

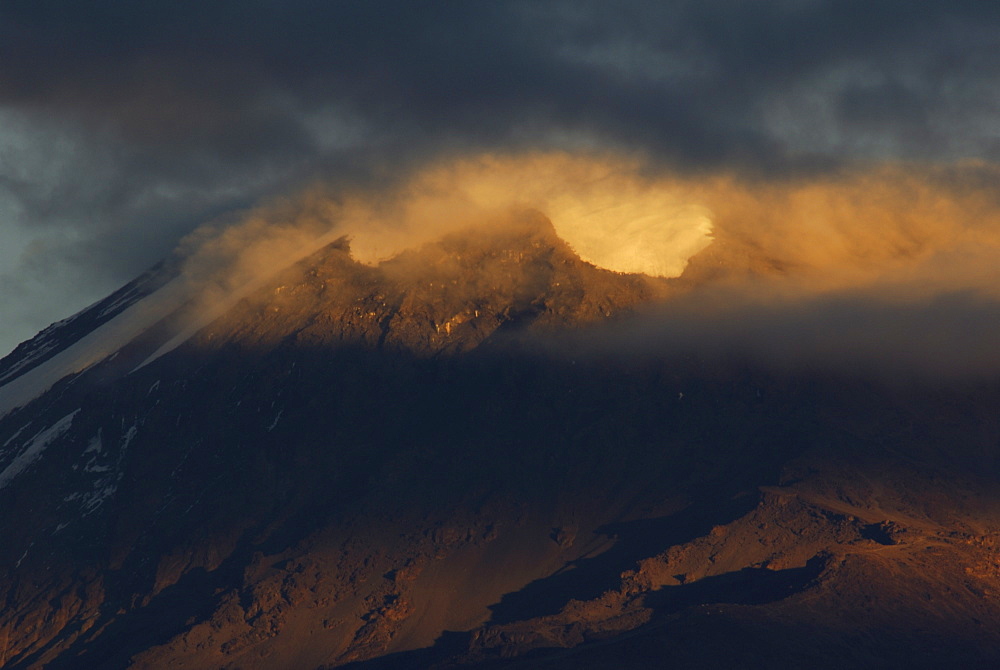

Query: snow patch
left=82, top=433, right=111, bottom=471
left=0, top=410, right=80, bottom=490
left=96, top=286, right=143, bottom=319
left=57, top=429, right=120, bottom=526
left=0, top=278, right=190, bottom=418
left=0, top=342, right=57, bottom=385
left=267, top=410, right=283, bottom=432
left=81, top=483, right=118, bottom=515
left=121, top=423, right=139, bottom=452
left=84, top=433, right=103, bottom=455
left=14, top=542, right=33, bottom=569
left=2, top=423, right=30, bottom=450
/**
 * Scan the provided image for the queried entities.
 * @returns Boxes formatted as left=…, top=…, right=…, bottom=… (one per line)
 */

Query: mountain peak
left=193, top=211, right=670, bottom=356
left=3, top=206, right=1000, bottom=670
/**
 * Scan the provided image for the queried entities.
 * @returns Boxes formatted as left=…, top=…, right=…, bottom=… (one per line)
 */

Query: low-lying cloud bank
left=167, top=152, right=716, bottom=315
left=573, top=160, right=1000, bottom=380
left=168, top=152, right=1000, bottom=381
left=4, top=2, right=1000, bottom=358
left=597, top=287, right=1000, bottom=382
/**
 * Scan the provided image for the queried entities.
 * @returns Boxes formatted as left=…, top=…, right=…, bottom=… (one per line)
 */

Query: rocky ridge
left=1, top=213, right=999, bottom=669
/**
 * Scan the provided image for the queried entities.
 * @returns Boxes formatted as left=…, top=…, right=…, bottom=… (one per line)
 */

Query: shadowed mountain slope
left=2, top=214, right=1000, bottom=669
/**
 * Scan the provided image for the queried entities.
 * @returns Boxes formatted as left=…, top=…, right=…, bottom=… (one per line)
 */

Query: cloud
left=168, top=152, right=714, bottom=313
left=5, top=1, right=1000, bottom=166
left=2, top=1, right=1000, bottom=356
left=690, top=163, right=1000, bottom=292
left=572, top=161, right=1000, bottom=380
left=595, top=287, right=1000, bottom=382
left=340, top=153, right=715, bottom=277
left=154, top=152, right=1000, bottom=384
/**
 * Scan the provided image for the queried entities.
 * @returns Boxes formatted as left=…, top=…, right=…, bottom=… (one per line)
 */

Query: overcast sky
left=2, top=1, right=1000, bottom=358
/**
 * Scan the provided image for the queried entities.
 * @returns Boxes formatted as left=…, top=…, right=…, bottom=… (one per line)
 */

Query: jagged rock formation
left=195, top=212, right=668, bottom=356
left=2, top=214, right=1000, bottom=669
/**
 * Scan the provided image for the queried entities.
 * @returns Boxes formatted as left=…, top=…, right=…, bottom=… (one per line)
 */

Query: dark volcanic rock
left=194, top=212, right=668, bottom=356
left=2, top=214, right=1000, bottom=669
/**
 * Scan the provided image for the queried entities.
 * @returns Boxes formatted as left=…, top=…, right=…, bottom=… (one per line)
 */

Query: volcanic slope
left=1, top=213, right=1000, bottom=669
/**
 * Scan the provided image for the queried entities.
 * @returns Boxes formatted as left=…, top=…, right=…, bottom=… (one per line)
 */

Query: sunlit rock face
left=338, top=153, right=715, bottom=278
left=196, top=212, right=671, bottom=357
left=0, top=214, right=684, bottom=669
left=1, top=207, right=1000, bottom=670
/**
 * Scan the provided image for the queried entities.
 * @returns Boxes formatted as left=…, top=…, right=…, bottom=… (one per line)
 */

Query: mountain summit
left=2, top=213, right=1000, bottom=669
left=191, top=211, right=668, bottom=356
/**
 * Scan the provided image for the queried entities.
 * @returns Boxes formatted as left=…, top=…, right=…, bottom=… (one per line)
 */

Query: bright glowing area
left=545, top=189, right=714, bottom=277
left=343, top=153, right=716, bottom=277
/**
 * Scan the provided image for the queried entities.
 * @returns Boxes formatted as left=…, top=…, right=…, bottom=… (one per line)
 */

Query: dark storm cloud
left=5, top=0, right=1000, bottom=166
left=1, top=0, right=999, bottom=355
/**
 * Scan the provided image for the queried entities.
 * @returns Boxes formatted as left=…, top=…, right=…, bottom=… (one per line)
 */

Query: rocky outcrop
left=2, top=214, right=1000, bottom=669
left=194, top=212, right=669, bottom=356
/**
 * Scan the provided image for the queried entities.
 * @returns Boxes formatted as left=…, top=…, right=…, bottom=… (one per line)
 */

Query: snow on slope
left=0, top=226, right=348, bottom=416
left=0, top=264, right=174, bottom=386
left=0, top=409, right=79, bottom=490
left=0, top=279, right=189, bottom=418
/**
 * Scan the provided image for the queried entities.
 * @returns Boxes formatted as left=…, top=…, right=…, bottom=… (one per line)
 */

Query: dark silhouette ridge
left=334, top=556, right=828, bottom=670
left=485, top=493, right=761, bottom=626
left=642, top=554, right=828, bottom=614
left=35, top=563, right=233, bottom=670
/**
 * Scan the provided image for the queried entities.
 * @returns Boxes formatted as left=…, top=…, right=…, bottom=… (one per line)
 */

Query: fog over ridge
left=151, top=152, right=1000, bottom=380
left=4, top=2, right=1000, bottom=357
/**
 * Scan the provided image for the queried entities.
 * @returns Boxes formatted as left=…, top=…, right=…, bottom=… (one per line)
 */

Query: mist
left=4, top=2, right=1000, bottom=359
left=565, top=162, right=1000, bottom=381
left=154, top=151, right=1000, bottom=382
left=162, top=152, right=715, bottom=333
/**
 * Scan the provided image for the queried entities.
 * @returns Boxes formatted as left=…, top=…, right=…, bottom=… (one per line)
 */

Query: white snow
left=14, top=543, right=33, bottom=569
left=96, top=287, right=142, bottom=318
left=0, top=409, right=79, bottom=490
left=0, top=342, right=56, bottom=385
left=84, top=433, right=103, bottom=454
left=0, top=284, right=145, bottom=387
left=267, top=409, right=283, bottom=432
left=121, top=423, right=139, bottom=451
left=2, top=423, right=30, bottom=449
left=55, top=429, right=119, bottom=528
left=81, top=483, right=118, bottom=515
left=82, top=433, right=107, bottom=473
left=0, top=278, right=189, bottom=418
left=0, top=225, right=345, bottom=415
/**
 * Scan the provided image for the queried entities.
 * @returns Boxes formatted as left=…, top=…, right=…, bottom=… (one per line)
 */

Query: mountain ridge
left=190, top=212, right=671, bottom=357
left=2, top=212, right=1000, bottom=669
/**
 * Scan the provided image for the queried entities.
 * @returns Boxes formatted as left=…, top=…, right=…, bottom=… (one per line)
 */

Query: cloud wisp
left=571, top=162, right=1000, bottom=381
left=163, top=152, right=714, bottom=326
left=155, top=152, right=1000, bottom=382
left=2, top=2, right=1000, bottom=357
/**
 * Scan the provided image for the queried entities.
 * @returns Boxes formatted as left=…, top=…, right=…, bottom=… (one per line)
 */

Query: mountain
left=2, top=214, right=1000, bottom=669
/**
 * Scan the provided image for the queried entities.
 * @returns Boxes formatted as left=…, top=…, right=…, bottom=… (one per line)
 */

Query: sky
left=2, top=1, right=1000, bottom=359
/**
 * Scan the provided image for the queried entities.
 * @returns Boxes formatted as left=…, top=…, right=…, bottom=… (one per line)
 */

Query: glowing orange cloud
left=167, top=153, right=1000, bottom=355
left=338, top=152, right=715, bottom=278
